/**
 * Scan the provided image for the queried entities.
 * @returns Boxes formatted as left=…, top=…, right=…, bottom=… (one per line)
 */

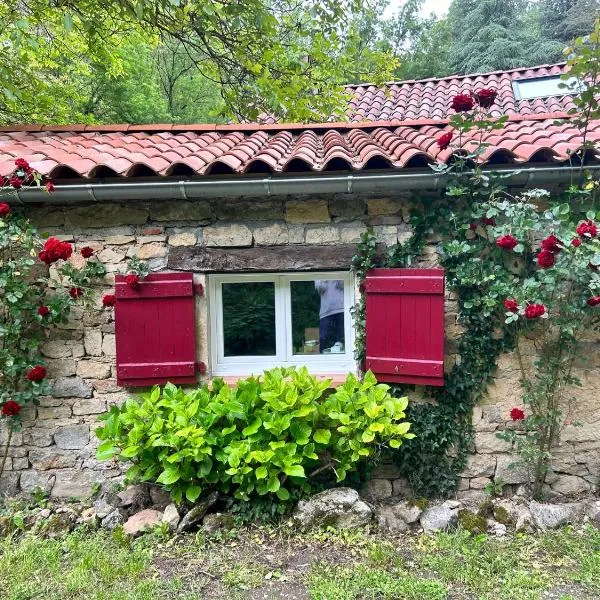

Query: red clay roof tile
left=0, top=63, right=597, bottom=180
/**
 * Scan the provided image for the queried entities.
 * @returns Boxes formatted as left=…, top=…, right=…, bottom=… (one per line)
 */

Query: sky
left=384, top=0, right=452, bottom=18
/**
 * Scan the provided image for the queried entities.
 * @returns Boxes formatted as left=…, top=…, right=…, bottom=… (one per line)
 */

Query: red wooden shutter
left=115, top=272, right=198, bottom=387
left=365, top=268, right=445, bottom=387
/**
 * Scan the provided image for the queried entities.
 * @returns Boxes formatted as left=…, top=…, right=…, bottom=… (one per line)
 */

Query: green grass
left=0, top=529, right=198, bottom=600
left=1, top=524, right=599, bottom=599
left=308, top=563, right=448, bottom=599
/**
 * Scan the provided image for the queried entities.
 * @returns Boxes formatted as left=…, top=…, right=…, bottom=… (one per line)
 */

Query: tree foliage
left=0, top=0, right=397, bottom=124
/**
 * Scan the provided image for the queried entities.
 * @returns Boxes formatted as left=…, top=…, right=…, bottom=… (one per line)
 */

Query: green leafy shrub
left=96, top=368, right=413, bottom=504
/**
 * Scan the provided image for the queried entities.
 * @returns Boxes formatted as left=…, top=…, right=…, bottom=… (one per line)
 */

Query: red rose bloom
left=0, top=202, right=10, bottom=218
left=510, top=407, right=525, bottom=421
left=541, top=235, right=561, bottom=254
left=496, top=234, right=518, bottom=251
left=504, top=298, right=519, bottom=312
left=451, top=93, right=475, bottom=112
left=38, top=237, right=73, bottom=264
left=15, top=158, right=29, bottom=170
left=537, top=250, right=555, bottom=268
left=437, top=131, right=453, bottom=150
left=474, top=88, right=497, bottom=108
left=9, top=175, right=22, bottom=189
left=125, top=273, right=140, bottom=288
left=587, top=296, right=600, bottom=307
left=69, top=287, right=83, bottom=299
left=524, top=303, right=546, bottom=319
left=80, top=246, right=94, bottom=258
left=483, top=217, right=496, bottom=226
left=27, top=365, right=47, bottom=382
left=576, top=220, right=598, bottom=238
left=572, top=238, right=582, bottom=247
left=45, top=180, right=55, bottom=192
left=37, top=305, right=50, bottom=317
left=102, top=294, right=116, bottom=307
left=469, top=222, right=478, bottom=230
left=1, top=400, right=21, bottom=417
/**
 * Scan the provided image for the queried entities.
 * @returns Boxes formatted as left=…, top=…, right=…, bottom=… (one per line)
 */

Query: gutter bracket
left=347, top=175, right=353, bottom=194
left=263, top=177, right=271, bottom=196
left=87, top=184, right=98, bottom=202
left=179, top=181, right=189, bottom=200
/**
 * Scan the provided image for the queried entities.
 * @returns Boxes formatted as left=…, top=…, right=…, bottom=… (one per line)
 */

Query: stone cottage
left=1, top=62, right=599, bottom=500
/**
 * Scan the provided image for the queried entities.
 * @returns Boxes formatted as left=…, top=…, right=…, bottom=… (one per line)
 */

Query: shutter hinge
left=193, top=283, right=204, bottom=297
left=195, top=361, right=207, bottom=375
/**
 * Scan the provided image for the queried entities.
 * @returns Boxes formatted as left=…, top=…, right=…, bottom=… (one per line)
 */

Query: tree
left=0, top=0, right=398, bottom=124
left=445, top=0, right=562, bottom=74
left=538, top=0, right=600, bottom=43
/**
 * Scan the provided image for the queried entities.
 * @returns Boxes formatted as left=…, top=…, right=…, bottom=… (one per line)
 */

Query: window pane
left=291, top=279, right=345, bottom=355
left=515, top=76, right=579, bottom=100
left=222, top=282, right=276, bottom=356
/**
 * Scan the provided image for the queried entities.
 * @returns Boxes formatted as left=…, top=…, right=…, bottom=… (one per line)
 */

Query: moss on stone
left=458, top=509, right=488, bottom=535
left=492, top=505, right=514, bottom=526
left=408, top=497, right=428, bottom=511
left=477, top=500, right=494, bottom=519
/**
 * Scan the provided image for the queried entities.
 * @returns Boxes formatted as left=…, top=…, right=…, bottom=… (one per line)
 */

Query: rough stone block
left=305, top=225, right=340, bottom=244
left=23, top=428, right=54, bottom=447
left=52, top=377, right=93, bottom=399
left=474, top=432, right=512, bottom=454
left=367, top=198, right=402, bottom=216
left=37, top=406, right=72, bottom=420
left=72, top=399, right=108, bottom=416
left=134, top=242, right=167, bottom=259
left=462, top=454, right=496, bottom=478
left=67, top=205, right=149, bottom=228
left=46, top=359, right=77, bottom=378
left=29, top=448, right=77, bottom=470
left=51, top=469, right=103, bottom=498
left=339, top=223, right=367, bottom=243
left=203, top=223, right=252, bottom=247
left=151, top=201, right=212, bottom=222
left=41, top=341, right=72, bottom=359
left=550, top=475, right=591, bottom=496
left=105, top=235, right=135, bottom=245
left=286, top=199, right=330, bottom=224
left=76, top=361, right=111, bottom=380
left=84, top=331, right=103, bottom=356
left=253, top=222, right=289, bottom=245
left=329, top=195, right=366, bottom=219
left=495, top=454, right=530, bottom=484
left=169, top=232, right=197, bottom=247
left=98, top=248, right=127, bottom=264
left=54, top=424, right=90, bottom=450
left=373, top=225, right=397, bottom=246
left=361, top=478, right=393, bottom=501
left=101, top=334, right=116, bottom=357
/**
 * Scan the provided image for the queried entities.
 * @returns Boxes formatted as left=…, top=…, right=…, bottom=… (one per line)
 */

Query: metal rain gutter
left=10, top=165, right=600, bottom=205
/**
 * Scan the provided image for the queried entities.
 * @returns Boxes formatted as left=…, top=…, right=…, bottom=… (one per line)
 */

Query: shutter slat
left=115, top=273, right=197, bottom=387
left=365, top=268, right=445, bottom=387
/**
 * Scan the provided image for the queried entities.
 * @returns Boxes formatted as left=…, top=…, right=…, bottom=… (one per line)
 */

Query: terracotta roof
left=0, top=114, right=597, bottom=180
left=0, top=63, right=596, bottom=180
left=262, top=63, right=574, bottom=124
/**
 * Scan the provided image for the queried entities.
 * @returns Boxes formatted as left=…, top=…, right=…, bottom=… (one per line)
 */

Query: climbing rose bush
left=0, top=159, right=106, bottom=478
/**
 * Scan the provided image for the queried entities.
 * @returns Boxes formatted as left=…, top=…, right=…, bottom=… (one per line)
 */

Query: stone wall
left=1, top=192, right=598, bottom=500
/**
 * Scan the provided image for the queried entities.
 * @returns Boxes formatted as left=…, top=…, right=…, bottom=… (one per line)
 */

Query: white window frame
left=513, top=76, right=580, bottom=100
left=208, top=271, right=356, bottom=376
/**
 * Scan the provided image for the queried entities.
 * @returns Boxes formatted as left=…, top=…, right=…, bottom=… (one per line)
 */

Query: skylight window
left=513, top=76, right=580, bottom=100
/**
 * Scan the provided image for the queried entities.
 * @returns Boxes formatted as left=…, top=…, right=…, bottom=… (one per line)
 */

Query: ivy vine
left=352, top=199, right=515, bottom=496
